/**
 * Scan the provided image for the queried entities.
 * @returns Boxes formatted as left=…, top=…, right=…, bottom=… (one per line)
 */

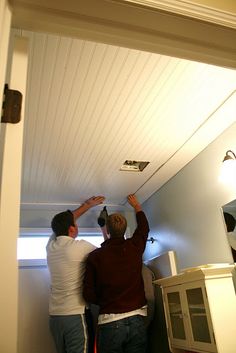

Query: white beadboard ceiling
left=16, top=29, right=236, bottom=210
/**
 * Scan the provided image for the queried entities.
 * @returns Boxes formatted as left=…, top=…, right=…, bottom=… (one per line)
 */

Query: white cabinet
left=156, top=265, right=236, bottom=353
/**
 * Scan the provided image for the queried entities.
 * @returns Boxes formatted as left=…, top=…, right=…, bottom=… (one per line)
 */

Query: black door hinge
left=1, top=84, right=22, bottom=124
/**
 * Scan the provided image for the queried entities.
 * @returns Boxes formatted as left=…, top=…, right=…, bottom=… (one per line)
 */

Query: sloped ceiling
left=15, top=29, right=236, bottom=211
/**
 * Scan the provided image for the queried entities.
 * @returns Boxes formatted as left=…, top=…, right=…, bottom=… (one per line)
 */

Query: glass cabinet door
left=166, top=291, right=186, bottom=340
left=184, top=285, right=216, bottom=352
left=186, top=287, right=211, bottom=343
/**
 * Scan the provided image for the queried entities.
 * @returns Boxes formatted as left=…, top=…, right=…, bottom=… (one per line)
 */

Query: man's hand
left=84, top=196, right=105, bottom=207
left=127, top=194, right=142, bottom=212
left=72, top=196, right=105, bottom=220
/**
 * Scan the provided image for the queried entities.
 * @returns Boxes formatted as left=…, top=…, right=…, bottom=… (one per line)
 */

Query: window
left=18, top=228, right=103, bottom=267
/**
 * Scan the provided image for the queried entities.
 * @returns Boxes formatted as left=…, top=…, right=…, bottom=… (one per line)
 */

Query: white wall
left=143, top=122, right=236, bottom=270
left=18, top=267, right=56, bottom=353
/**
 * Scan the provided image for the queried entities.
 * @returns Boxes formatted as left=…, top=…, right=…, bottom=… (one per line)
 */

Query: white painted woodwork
left=10, top=0, right=236, bottom=70
left=117, top=0, right=236, bottom=28
left=0, top=35, right=28, bottom=353
left=156, top=265, right=236, bottom=353
left=8, top=29, right=236, bottom=212
left=0, top=0, right=11, bottom=134
left=0, top=1, right=13, bottom=350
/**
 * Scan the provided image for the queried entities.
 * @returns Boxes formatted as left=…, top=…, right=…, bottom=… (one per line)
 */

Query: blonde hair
left=107, top=213, right=127, bottom=238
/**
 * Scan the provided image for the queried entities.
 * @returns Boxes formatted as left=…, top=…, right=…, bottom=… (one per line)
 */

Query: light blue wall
left=143, top=122, right=236, bottom=270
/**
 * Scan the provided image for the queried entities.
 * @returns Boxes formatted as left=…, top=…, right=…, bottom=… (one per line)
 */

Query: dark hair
left=51, top=210, right=74, bottom=237
left=223, top=212, right=236, bottom=232
left=107, top=213, right=127, bottom=238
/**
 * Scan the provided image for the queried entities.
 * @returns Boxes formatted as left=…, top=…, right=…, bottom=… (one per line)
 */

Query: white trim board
left=115, top=0, right=236, bottom=28
left=19, top=227, right=103, bottom=236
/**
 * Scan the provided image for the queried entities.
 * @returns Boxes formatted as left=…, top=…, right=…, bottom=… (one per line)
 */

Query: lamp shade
left=219, top=150, right=236, bottom=184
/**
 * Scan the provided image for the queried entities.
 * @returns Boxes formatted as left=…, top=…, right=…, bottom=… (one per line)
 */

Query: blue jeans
left=97, top=315, right=147, bottom=353
left=49, top=314, right=88, bottom=353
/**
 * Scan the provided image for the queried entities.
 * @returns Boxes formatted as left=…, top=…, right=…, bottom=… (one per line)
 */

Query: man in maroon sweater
left=83, top=194, right=150, bottom=353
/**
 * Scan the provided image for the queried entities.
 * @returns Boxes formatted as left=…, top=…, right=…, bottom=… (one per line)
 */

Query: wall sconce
left=219, top=150, right=236, bottom=184
left=223, top=150, right=236, bottom=163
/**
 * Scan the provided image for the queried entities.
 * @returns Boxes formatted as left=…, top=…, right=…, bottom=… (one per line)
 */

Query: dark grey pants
left=49, top=314, right=88, bottom=353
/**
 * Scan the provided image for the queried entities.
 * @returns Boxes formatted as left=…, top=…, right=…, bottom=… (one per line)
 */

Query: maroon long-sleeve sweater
left=83, top=211, right=150, bottom=314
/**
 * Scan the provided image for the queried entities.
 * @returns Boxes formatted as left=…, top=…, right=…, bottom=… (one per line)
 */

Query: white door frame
left=0, top=31, right=29, bottom=352
left=11, top=0, right=236, bottom=69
